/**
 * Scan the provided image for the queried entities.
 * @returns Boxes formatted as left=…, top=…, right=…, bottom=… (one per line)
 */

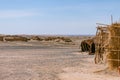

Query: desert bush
left=44, top=37, right=56, bottom=41
left=0, top=36, right=4, bottom=41
left=30, top=36, right=43, bottom=41
left=4, top=36, right=28, bottom=42
left=62, top=37, right=72, bottom=42
left=64, top=38, right=72, bottom=42
left=43, top=36, right=72, bottom=43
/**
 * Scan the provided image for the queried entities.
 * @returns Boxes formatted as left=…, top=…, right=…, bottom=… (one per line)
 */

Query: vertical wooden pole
left=111, top=15, right=113, bottom=24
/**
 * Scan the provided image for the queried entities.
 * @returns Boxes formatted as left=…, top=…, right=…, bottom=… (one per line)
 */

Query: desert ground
left=0, top=35, right=119, bottom=80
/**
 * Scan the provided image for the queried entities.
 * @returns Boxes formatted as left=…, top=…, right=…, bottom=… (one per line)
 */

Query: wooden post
left=118, top=66, right=120, bottom=75
left=111, top=15, right=113, bottom=24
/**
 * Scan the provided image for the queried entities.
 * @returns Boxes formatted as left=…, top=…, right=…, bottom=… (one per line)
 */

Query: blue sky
left=0, top=0, right=120, bottom=35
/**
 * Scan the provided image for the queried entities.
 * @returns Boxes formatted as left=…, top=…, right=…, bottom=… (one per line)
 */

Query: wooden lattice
left=94, top=25, right=109, bottom=64
left=95, top=23, right=120, bottom=70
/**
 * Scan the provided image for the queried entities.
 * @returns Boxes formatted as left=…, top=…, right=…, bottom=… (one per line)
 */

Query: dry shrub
left=4, top=35, right=28, bottom=42
left=0, top=36, right=4, bottom=41
left=62, top=37, right=72, bottom=42
left=14, top=36, right=28, bottom=42
left=44, top=37, right=56, bottom=41
left=44, top=36, right=72, bottom=42
left=55, top=37, right=72, bottom=42
left=30, top=36, right=43, bottom=41
left=64, top=39, right=72, bottom=42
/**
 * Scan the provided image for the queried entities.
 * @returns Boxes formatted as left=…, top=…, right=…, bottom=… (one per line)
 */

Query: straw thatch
left=107, top=23, right=120, bottom=70
left=80, top=39, right=95, bottom=55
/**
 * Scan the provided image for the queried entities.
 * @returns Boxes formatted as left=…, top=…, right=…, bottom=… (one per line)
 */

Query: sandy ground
left=0, top=41, right=81, bottom=80
left=0, top=37, right=119, bottom=80
left=59, top=52, right=120, bottom=80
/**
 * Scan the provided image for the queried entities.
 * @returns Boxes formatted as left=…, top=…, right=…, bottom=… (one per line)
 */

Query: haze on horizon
left=0, top=0, right=120, bottom=35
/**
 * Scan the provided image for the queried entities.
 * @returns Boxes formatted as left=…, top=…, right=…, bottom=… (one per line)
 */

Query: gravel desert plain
left=0, top=35, right=119, bottom=80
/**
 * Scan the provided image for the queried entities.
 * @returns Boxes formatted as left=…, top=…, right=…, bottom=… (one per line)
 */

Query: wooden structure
left=107, top=23, right=120, bottom=70
left=94, top=24, right=109, bottom=64
left=95, top=22, right=120, bottom=70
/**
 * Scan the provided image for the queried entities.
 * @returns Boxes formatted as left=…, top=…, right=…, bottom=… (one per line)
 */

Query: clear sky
left=0, top=0, right=120, bottom=35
